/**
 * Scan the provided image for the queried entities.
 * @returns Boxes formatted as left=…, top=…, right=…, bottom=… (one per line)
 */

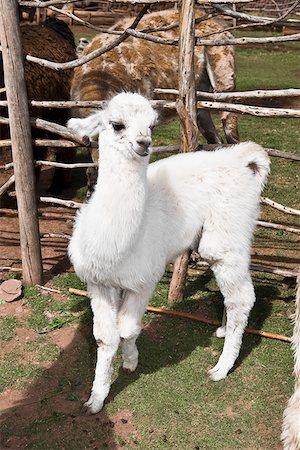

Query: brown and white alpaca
left=70, top=9, right=239, bottom=190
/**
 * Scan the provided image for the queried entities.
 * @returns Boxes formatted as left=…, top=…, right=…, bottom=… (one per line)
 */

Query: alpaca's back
left=71, top=9, right=235, bottom=120
left=124, top=142, right=269, bottom=279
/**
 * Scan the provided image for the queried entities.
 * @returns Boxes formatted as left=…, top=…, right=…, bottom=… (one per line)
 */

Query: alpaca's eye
left=112, top=122, right=125, bottom=132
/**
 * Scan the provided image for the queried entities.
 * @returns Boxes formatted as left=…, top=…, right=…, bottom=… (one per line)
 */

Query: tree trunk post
left=168, top=0, right=199, bottom=304
left=0, top=0, right=43, bottom=285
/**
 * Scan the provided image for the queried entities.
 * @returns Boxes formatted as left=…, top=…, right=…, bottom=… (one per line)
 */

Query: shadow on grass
left=0, top=291, right=212, bottom=449
left=234, top=282, right=280, bottom=371
left=0, top=319, right=124, bottom=450
left=176, top=269, right=280, bottom=374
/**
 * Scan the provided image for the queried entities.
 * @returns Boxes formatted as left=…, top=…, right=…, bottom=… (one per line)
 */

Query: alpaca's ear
left=67, top=111, right=106, bottom=140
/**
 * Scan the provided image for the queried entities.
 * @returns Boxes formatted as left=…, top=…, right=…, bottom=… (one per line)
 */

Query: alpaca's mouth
left=133, top=146, right=151, bottom=157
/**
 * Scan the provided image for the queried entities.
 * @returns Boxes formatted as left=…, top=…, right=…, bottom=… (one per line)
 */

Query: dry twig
left=67, top=288, right=292, bottom=343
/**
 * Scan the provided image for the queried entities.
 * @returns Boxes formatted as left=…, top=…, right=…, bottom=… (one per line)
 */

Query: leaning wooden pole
left=168, top=0, right=199, bottom=303
left=0, top=0, right=43, bottom=284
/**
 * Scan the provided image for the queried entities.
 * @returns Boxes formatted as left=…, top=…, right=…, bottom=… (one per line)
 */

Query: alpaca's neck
left=89, top=151, right=148, bottom=264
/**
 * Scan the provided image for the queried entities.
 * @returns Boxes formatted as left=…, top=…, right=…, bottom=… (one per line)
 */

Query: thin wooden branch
left=40, top=233, right=70, bottom=239
left=0, top=208, right=75, bottom=221
left=31, top=118, right=90, bottom=146
left=152, top=144, right=300, bottom=162
left=201, top=1, right=300, bottom=36
left=2, top=90, right=300, bottom=109
left=195, top=101, right=300, bottom=118
left=39, top=197, right=83, bottom=209
left=266, top=148, right=300, bottom=162
left=67, top=288, right=291, bottom=343
left=19, top=0, right=79, bottom=6
left=0, top=162, right=14, bottom=170
left=36, top=284, right=62, bottom=294
left=197, top=0, right=253, bottom=2
left=105, top=0, right=253, bottom=3
left=257, top=220, right=300, bottom=234
left=261, top=197, right=300, bottom=216
left=122, top=28, right=176, bottom=46
left=152, top=144, right=180, bottom=154
left=0, top=266, right=22, bottom=272
left=0, top=175, right=15, bottom=197
left=187, top=261, right=298, bottom=279
left=39, top=212, right=75, bottom=220
left=147, top=306, right=292, bottom=343
left=0, top=115, right=90, bottom=146
left=249, top=264, right=298, bottom=279
left=213, top=3, right=300, bottom=25
left=35, top=160, right=97, bottom=169
left=0, top=139, right=92, bottom=149
left=47, top=5, right=121, bottom=35
left=0, top=100, right=106, bottom=108
left=195, top=32, right=300, bottom=46
left=25, top=6, right=149, bottom=71
left=154, top=88, right=300, bottom=102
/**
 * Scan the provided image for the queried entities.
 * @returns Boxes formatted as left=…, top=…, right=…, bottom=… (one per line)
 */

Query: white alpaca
left=282, top=273, right=300, bottom=450
left=68, top=92, right=270, bottom=414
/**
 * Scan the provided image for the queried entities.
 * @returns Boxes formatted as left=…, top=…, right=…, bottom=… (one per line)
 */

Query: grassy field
left=0, top=31, right=299, bottom=450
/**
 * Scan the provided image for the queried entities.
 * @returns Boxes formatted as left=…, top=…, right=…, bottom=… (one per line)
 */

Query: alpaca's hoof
left=83, top=394, right=104, bottom=415
left=214, top=326, right=226, bottom=339
left=122, top=359, right=138, bottom=373
left=207, top=365, right=228, bottom=382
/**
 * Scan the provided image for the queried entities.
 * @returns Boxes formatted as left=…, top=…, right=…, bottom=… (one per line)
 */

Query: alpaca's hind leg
left=118, top=287, right=154, bottom=373
left=85, top=284, right=121, bottom=414
left=208, top=261, right=256, bottom=381
left=214, top=307, right=227, bottom=338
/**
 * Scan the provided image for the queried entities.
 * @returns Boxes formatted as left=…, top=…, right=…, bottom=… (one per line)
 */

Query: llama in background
left=0, top=17, right=76, bottom=194
left=70, top=9, right=239, bottom=191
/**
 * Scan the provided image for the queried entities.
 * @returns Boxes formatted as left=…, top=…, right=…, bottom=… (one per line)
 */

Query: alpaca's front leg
left=118, top=286, right=154, bottom=372
left=85, top=284, right=120, bottom=414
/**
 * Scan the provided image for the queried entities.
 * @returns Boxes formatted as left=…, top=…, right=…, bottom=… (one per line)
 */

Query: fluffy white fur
left=68, top=92, right=270, bottom=414
left=282, top=273, right=300, bottom=450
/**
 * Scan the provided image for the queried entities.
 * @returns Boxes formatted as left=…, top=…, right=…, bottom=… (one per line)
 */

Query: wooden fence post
left=0, top=0, right=43, bottom=285
left=168, top=0, right=199, bottom=303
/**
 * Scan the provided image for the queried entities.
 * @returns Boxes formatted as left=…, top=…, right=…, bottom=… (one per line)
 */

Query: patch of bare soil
left=0, top=320, right=134, bottom=449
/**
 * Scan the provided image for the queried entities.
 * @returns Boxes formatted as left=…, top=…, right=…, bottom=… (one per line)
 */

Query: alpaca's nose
left=134, top=138, right=152, bottom=156
left=137, top=138, right=151, bottom=150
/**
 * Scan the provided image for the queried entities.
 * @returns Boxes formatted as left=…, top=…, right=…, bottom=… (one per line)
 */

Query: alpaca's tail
left=282, top=272, right=300, bottom=450
left=238, top=141, right=270, bottom=186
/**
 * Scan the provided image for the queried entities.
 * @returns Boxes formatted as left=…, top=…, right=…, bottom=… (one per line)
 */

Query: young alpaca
left=281, top=273, right=300, bottom=450
left=68, top=93, right=270, bottom=415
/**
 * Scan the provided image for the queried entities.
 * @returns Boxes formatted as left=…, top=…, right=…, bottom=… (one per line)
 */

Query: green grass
left=0, top=353, right=44, bottom=392
left=25, top=337, right=61, bottom=363
left=0, top=316, right=18, bottom=341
